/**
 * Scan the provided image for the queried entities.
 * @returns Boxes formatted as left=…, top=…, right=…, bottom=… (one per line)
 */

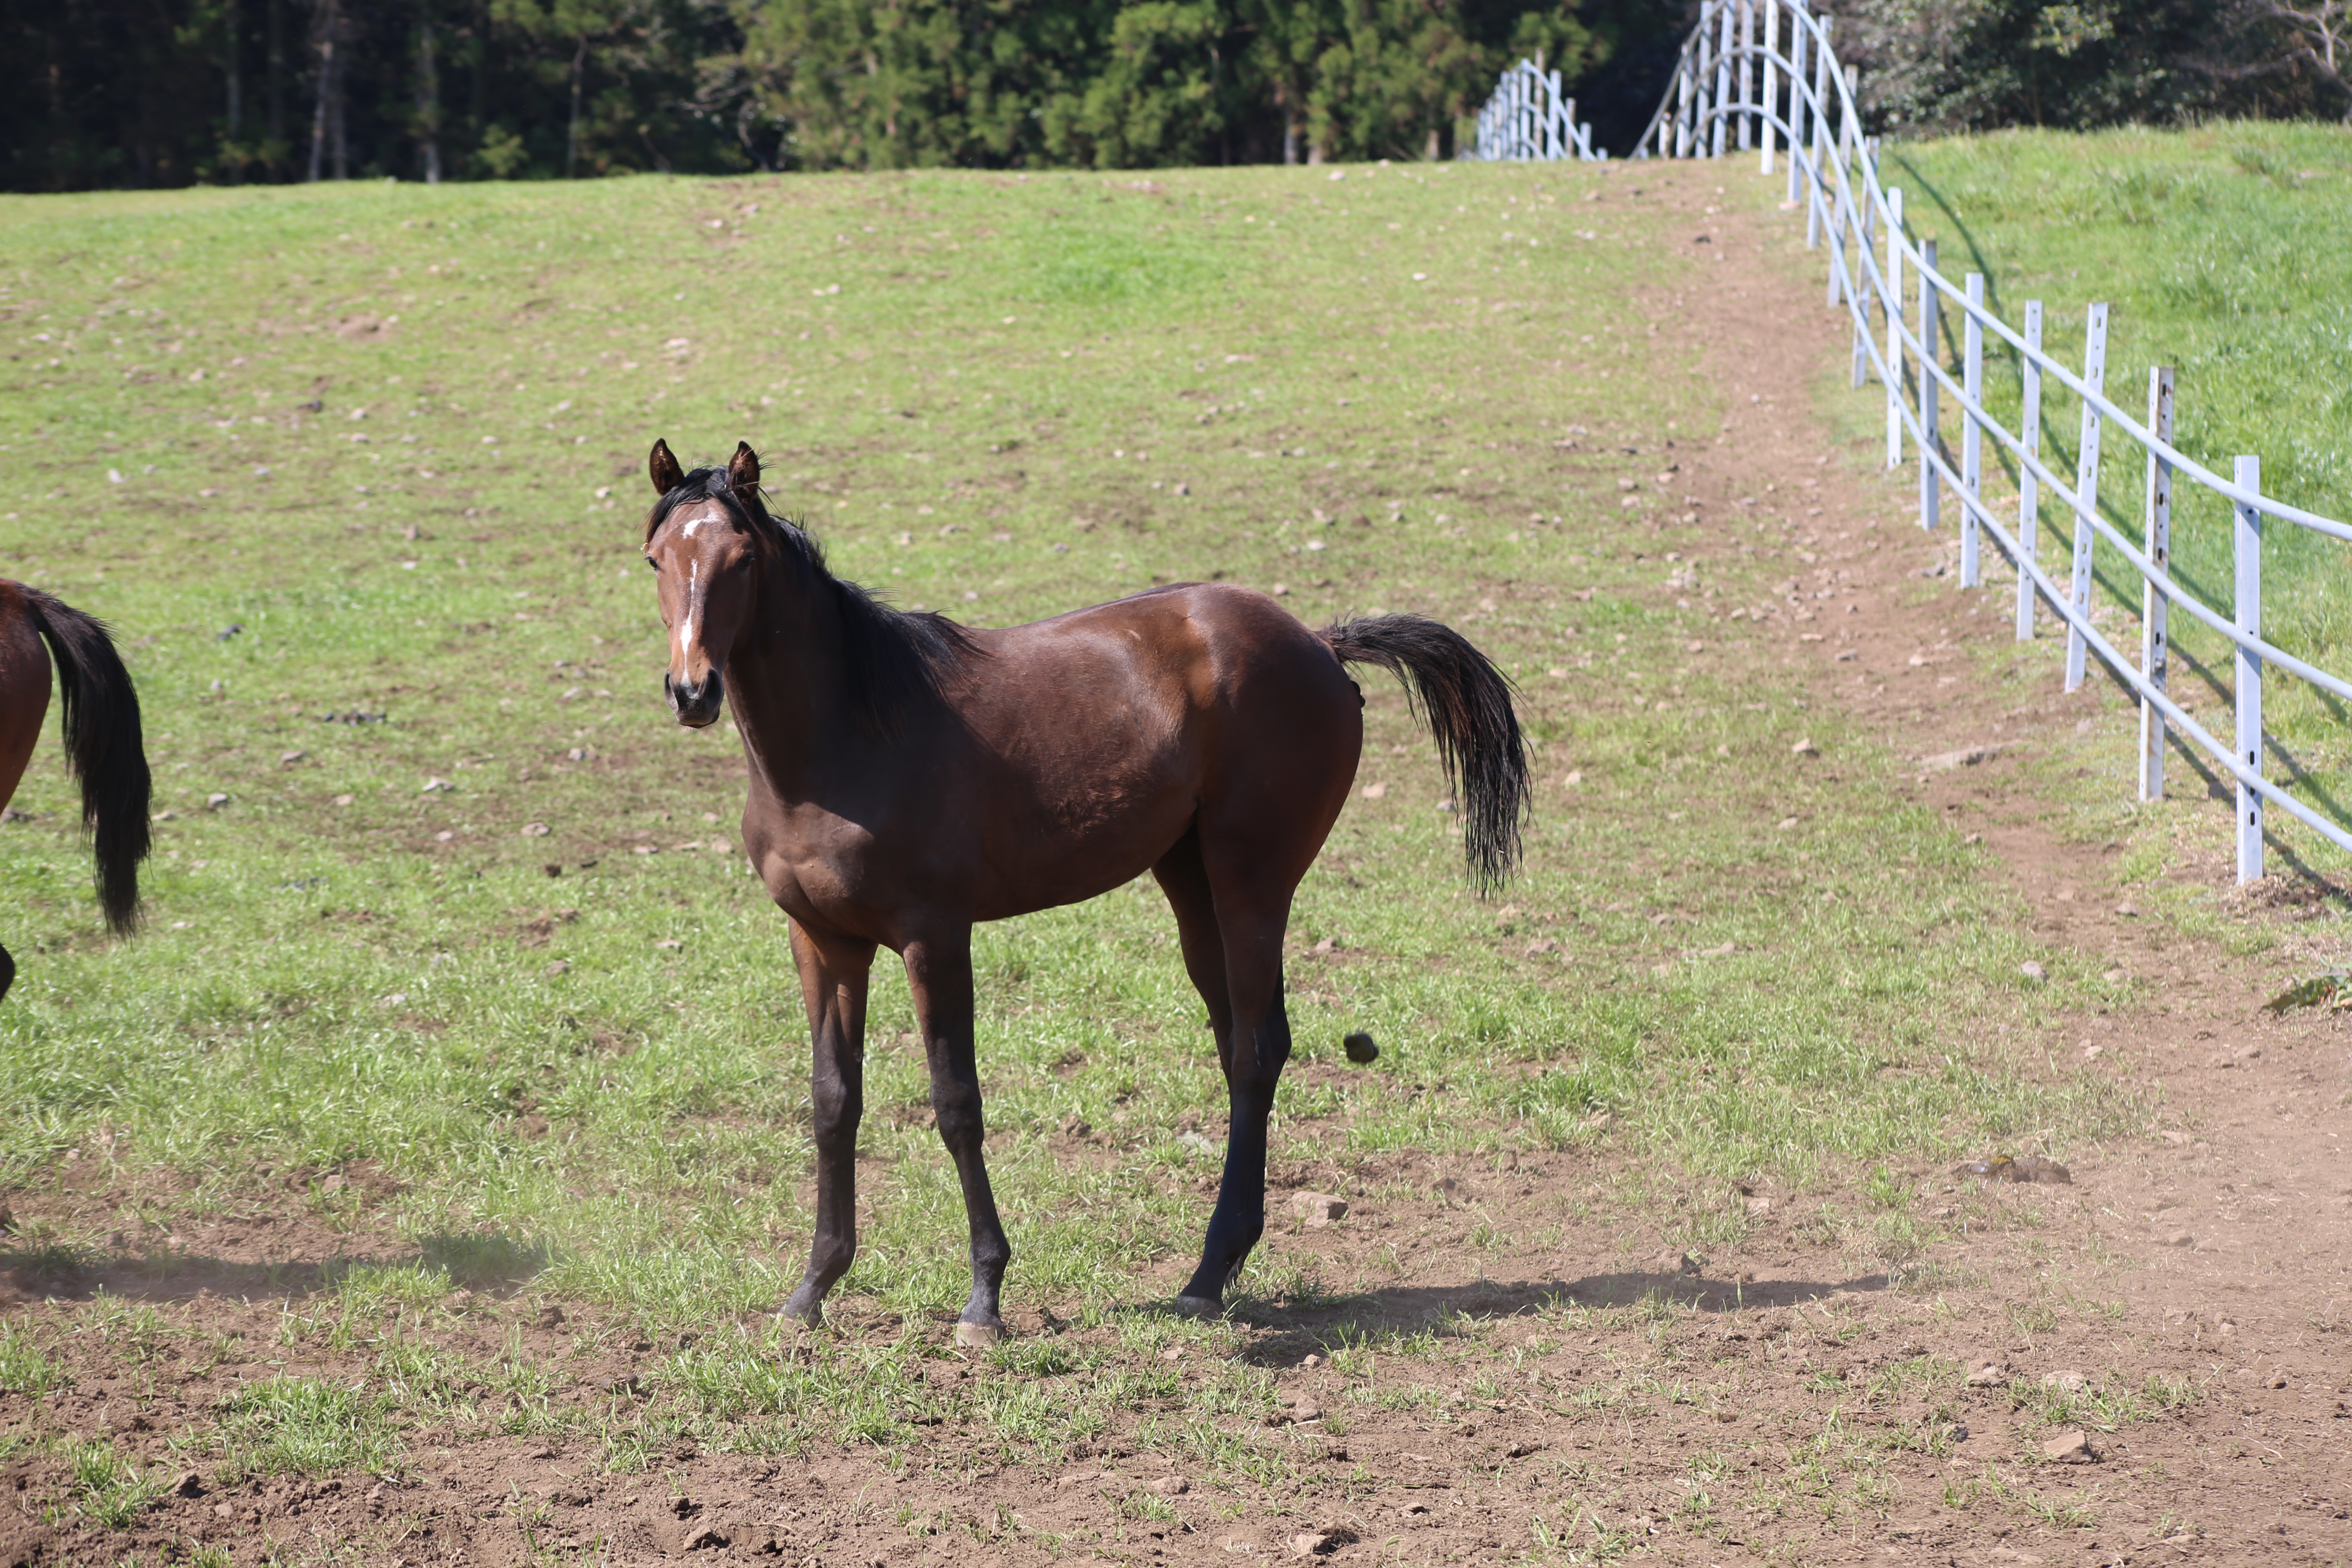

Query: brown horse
left=641, top=439, right=1526, bottom=1339
left=0, top=581, right=151, bottom=1002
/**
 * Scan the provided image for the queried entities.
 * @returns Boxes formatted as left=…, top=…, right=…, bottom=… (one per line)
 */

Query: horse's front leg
left=903, top=925, right=1012, bottom=1345
left=780, top=921, right=876, bottom=1327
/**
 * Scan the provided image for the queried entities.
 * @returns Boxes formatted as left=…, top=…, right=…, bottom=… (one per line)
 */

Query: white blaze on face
left=678, top=558, right=701, bottom=664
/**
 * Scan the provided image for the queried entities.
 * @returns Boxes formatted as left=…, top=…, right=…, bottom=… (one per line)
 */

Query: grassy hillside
left=1884, top=122, right=2352, bottom=793
left=0, top=162, right=2140, bottom=1545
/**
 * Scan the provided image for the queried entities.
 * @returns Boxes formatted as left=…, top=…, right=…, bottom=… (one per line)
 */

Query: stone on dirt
left=1965, top=1363, right=2007, bottom=1387
left=1649, top=1250, right=1702, bottom=1277
left=1290, top=1192, right=1348, bottom=1226
left=2042, top=1428, right=2099, bottom=1464
left=2018, top=960, right=2048, bottom=982
left=1290, top=1526, right=1354, bottom=1557
left=682, top=1524, right=729, bottom=1550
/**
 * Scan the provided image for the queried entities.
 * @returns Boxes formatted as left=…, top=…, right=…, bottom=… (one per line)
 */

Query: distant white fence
left=1469, top=59, right=1602, bottom=163
left=1579, top=0, right=2352, bottom=885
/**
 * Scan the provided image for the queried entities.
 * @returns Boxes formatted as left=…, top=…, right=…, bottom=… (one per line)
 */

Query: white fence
left=1470, top=58, right=1602, bottom=163
left=1567, top=0, right=2351, bottom=885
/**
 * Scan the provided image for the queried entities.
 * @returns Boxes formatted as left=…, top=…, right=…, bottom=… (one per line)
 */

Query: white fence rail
left=1470, top=58, right=1602, bottom=163
left=1550, top=0, right=2352, bottom=885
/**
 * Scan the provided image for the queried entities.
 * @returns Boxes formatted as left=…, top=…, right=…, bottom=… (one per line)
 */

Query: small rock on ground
left=2042, top=1428, right=2099, bottom=1464
left=1290, top=1191, right=1348, bottom=1226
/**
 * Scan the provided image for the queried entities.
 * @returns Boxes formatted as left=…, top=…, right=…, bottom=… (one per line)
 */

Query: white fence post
left=1848, top=142, right=1872, bottom=388
left=1737, top=0, right=1755, bottom=153
left=1692, top=16, right=1709, bottom=157
left=2235, top=455, right=2264, bottom=882
left=1806, top=16, right=1829, bottom=246
left=1884, top=186, right=1904, bottom=469
left=1712, top=2, right=1733, bottom=157
left=1919, top=237, right=1940, bottom=531
left=2139, top=366, right=2175, bottom=801
left=1675, top=42, right=1696, bottom=158
left=2063, top=303, right=2109, bottom=693
left=1760, top=0, right=1779, bottom=174
left=1960, top=272, right=1984, bottom=584
left=2016, top=301, right=2043, bottom=641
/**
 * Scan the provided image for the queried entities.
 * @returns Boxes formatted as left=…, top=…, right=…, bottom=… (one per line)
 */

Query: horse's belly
left=967, top=770, right=1193, bottom=920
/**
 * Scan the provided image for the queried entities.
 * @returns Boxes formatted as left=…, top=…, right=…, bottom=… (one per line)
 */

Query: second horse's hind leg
left=0, top=940, right=13, bottom=1007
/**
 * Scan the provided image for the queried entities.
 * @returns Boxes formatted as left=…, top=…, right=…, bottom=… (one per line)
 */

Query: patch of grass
left=67, top=1439, right=164, bottom=1530
left=209, top=1376, right=400, bottom=1481
left=0, top=1321, right=66, bottom=1395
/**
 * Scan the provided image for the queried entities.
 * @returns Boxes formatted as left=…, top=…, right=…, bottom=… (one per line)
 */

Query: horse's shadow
left=1217, top=1270, right=1882, bottom=1360
left=0, top=1232, right=548, bottom=1305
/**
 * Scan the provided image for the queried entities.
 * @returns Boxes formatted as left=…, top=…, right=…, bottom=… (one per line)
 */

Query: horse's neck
left=727, top=559, right=856, bottom=796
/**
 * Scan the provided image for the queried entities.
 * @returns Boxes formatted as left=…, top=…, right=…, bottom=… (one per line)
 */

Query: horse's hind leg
left=0, top=940, right=13, bottom=1007
left=903, top=924, right=1013, bottom=1345
left=780, top=923, right=877, bottom=1327
left=1152, top=826, right=1235, bottom=1052
left=1174, top=884, right=1295, bottom=1314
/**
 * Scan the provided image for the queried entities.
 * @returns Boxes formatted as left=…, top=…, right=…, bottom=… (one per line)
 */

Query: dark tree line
left=0, top=0, right=1690, bottom=189
left=1841, top=0, right=2350, bottom=130
left=4, top=0, right=2343, bottom=191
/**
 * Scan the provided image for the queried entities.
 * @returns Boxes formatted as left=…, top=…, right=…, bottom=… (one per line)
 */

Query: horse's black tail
left=1323, top=613, right=1528, bottom=893
left=24, top=590, right=151, bottom=933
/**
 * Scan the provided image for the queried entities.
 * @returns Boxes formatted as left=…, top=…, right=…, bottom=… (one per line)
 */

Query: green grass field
left=0, top=157, right=2168, bottom=1548
left=1883, top=123, right=2352, bottom=802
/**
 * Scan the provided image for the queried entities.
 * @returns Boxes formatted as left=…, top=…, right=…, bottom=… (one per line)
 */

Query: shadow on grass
left=1217, top=1267, right=1885, bottom=1355
left=0, top=1229, right=549, bottom=1303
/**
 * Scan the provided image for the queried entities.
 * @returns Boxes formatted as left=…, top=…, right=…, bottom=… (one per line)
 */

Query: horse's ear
left=649, top=438, right=685, bottom=495
left=727, top=441, right=761, bottom=499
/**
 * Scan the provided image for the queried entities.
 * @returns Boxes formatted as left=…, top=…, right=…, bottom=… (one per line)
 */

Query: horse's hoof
left=1172, top=1294, right=1222, bottom=1319
left=953, top=1319, right=1003, bottom=1348
left=776, top=1298, right=823, bottom=1328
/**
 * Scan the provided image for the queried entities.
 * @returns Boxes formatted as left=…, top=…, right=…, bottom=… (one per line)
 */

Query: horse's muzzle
left=666, top=669, right=725, bottom=728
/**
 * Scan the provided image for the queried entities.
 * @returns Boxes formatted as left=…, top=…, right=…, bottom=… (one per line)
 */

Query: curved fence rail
left=1479, top=0, right=2351, bottom=884
left=1470, top=59, right=1602, bottom=163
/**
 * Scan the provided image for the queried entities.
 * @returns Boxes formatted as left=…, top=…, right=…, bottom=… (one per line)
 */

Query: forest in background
left=2, top=0, right=2345, bottom=192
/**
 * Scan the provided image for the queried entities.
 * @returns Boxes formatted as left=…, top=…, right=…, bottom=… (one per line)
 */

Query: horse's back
left=997, top=581, right=1361, bottom=875
left=0, top=581, right=50, bottom=812
left=934, top=583, right=1359, bottom=917
left=982, top=580, right=1356, bottom=747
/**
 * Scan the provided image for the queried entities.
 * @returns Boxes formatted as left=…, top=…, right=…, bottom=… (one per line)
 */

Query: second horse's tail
left=25, top=590, right=151, bottom=931
left=1322, top=613, right=1528, bottom=892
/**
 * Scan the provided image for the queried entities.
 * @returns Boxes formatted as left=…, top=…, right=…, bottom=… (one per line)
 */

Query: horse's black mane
left=649, top=466, right=978, bottom=732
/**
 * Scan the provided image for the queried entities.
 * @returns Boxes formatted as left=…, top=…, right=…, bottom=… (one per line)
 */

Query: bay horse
left=0, top=581, right=151, bottom=1002
left=641, top=439, right=1526, bottom=1340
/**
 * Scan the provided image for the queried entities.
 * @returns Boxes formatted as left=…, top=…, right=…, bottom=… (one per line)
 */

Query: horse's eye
left=644, top=557, right=658, bottom=571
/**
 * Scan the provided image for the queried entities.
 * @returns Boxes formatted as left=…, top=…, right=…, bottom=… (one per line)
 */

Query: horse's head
left=644, top=437, right=764, bottom=729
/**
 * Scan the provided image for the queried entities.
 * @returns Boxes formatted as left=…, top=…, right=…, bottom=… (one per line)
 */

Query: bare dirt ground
left=7, top=167, right=2352, bottom=1567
